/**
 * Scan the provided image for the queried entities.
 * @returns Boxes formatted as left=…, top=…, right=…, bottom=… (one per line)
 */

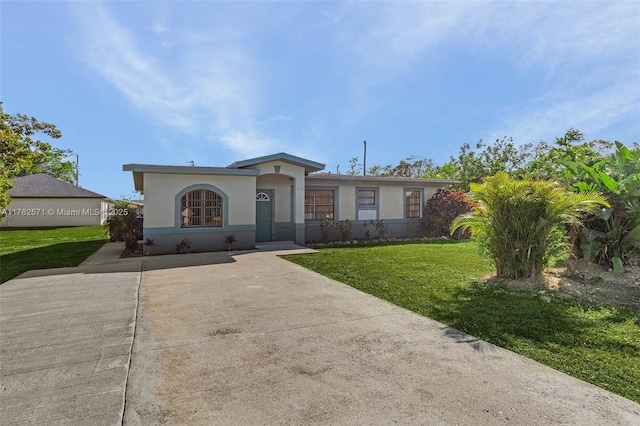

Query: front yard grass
left=0, top=226, right=108, bottom=283
left=283, top=241, right=640, bottom=404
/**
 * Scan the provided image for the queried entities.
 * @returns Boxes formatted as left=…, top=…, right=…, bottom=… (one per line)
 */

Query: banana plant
left=564, top=142, right=640, bottom=274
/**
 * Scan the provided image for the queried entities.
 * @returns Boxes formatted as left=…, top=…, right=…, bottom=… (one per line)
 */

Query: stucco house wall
left=303, top=176, right=452, bottom=242
left=142, top=172, right=258, bottom=254
left=0, top=198, right=110, bottom=228
left=242, top=159, right=308, bottom=244
left=1, top=174, right=112, bottom=228
left=123, top=153, right=456, bottom=253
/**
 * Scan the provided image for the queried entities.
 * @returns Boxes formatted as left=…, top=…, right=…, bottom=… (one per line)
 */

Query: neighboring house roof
left=228, top=152, right=325, bottom=174
left=306, top=173, right=459, bottom=185
left=8, top=174, right=106, bottom=198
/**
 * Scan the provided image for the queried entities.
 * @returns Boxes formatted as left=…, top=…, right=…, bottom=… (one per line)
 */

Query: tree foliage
left=452, top=172, right=608, bottom=279
left=368, top=155, right=436, bottom=178
left=563, top=142, right=640, bottom=272
left=434, top=137, right=532, bottom=190
left=348, top=157, right=360, bottom=175
left=522, top=129, right=613, bottom=183
left=0, top=103, right=75, bottom=211
left=357, top=129, right=613, bottom=191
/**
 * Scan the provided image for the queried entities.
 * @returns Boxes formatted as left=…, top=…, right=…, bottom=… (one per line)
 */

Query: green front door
left=255, top=190, right=273, bottom=242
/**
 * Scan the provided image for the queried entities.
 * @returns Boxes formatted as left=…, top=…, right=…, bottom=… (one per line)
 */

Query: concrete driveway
left=2, top=242, right=639, bottom=425
left=0, top=243, right=141, bottom=425
left=125, top=247, right=640, bottom=425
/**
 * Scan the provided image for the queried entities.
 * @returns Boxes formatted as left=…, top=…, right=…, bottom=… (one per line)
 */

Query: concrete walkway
left=2, top=243, right=639, bottom=425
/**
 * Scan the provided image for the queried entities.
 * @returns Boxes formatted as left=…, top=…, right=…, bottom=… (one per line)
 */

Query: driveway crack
left=120, top=260, right=143, bottom=426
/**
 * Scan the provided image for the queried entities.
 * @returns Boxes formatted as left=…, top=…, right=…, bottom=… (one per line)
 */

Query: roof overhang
left=228, top=152, right=325, bottom=174
left=122, top=164, right=260, bottom=193
left=305, top=175, right=459, bottom=185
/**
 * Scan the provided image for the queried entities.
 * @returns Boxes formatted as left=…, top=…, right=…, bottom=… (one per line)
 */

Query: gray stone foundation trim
left=304, top=218, right=425, bottom=243
left=144, top=226, right=255, bottom=254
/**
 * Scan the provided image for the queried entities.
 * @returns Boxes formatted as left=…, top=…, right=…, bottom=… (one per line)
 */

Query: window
left=305, top=189, right=334, bottom=220
left=181, top=189, right=223, bottom=227
left=405, top=190, right=421, bottom=218
left=357, top=189, right=376, bottom=206
left=357, top=188, right=378, bottom=220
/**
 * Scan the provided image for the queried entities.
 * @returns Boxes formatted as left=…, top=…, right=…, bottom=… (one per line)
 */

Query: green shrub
left=319, top=219, right=335, bottom=243
left=452, top=172, right=608, bottom=279
left=372, top=219, right=387, bottom=239
left=336, top=219, right=352, bottom=241
left=424, top=189, right=475, bottom=239
left=104, top=200, right=139, bottom=242
left=406, top=218, right=419, bottom=237
left=563, top=142, right=640, bottom=272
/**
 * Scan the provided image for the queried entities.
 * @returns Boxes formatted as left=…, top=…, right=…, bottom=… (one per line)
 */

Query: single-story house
left=0, top=174, right=113, bottom=228
left=123, top=153, right=456, bottom=254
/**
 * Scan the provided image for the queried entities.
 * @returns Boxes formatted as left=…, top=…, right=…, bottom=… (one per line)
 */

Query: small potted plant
left=176, top=238, right=191, bottom=254
left=225, top=234, right=237, bottom=251
left=143, top=238, right=156, bottom=256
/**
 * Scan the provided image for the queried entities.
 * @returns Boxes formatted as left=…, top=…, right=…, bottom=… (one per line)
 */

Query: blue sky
left=2, top=1, right=639, bottom=199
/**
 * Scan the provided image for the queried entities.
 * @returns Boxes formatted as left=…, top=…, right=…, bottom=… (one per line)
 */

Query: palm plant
left=452, top=172, right=608, bottom=280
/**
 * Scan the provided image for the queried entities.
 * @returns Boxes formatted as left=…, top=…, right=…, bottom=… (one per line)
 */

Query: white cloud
left=496, top=71, right=639, bottom=144
left=71, top=2, right=277, bottom=157
left=70, top=1, right=639, bottom=158
left=335, top=1, right=639, bottom=143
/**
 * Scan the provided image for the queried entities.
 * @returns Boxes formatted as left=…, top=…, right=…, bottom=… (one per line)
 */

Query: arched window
left=181, top=189, right=223, bottom=227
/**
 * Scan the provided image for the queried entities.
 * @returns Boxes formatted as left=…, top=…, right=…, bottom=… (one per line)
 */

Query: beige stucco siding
left=0, top=198, right=109, bottom=228
left=256, top=174, right=293, bottom=223
left=378, top=186, right=404, bottom=219
left=338, top=185, right=355, bottom=220
left=249, top=160, right=306, bottom=225
left=305, top=178, right=451, bottom=221
left=143, top=173, right=256, bottom=228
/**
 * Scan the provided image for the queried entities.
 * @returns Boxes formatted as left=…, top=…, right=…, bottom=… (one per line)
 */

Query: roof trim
left=228, top=152, right=325, bottom=173
left=122, top=164, right=260, bottom=176
left=305, top=175, right=459, bottom=185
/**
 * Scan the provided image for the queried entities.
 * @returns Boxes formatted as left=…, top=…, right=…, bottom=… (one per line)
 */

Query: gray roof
left=8, top=174, right=106, bottom=198
left=228, top=152, right=325, bottom=174
left=122, top=164, right=260, bottom=176
left=122, top=164, right=260, bottom=193
left=306, top=174, right=459, bottom=185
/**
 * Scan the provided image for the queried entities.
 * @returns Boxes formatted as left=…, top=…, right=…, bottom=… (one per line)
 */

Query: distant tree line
left=349, top=129, right=639, bottom=191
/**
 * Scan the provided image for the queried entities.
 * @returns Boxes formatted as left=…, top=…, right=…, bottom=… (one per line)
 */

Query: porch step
left=255, top=241, right=305, bottom=251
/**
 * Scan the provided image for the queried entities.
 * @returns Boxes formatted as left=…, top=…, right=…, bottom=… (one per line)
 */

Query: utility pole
left=75, top=154, right=79, bottom=186
left=363, top=140, right=367, bottom=176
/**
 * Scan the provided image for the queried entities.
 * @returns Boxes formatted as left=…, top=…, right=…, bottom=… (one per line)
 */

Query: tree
left=523, top=129, right=612, bottom=183
left=0, top=103, right=75, bottom=211
left=348, top=157, right=360, bottom=175
left=452, top=172, right=608, bottom=280
left=367, top=155, right=436, bottom=178
left=435, top=137, right=532, bottom=190
left=12, top=147, right=76, bottom=182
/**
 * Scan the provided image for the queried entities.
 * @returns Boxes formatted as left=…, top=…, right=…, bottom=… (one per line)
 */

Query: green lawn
left=283, top=241, right=640, bottom=403
left=0, top=226, right=109, bottom=283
